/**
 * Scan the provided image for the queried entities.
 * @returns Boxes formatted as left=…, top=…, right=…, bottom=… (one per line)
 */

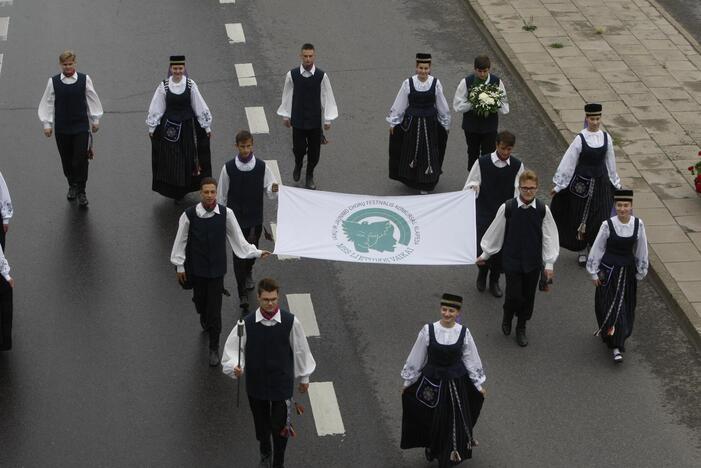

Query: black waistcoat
left=476, top=155, right=522, bottom=229
left=52, top=73, right=89, bottom=135
left=185, top=205, right=227, bottom=278
left=225, top=158, right=265, bottom=229
left=602, top=217, right=638, bottom=267
left=406, top=77, right=437, bottom=118
left=461, top=73, right=500, bottom=133
left=502, top=198, right=544, bottom=273
left=422, top=323, right=468, bottom=380
left=291, top=68, right=324, bottom=129
left=574, top=132, right=608, bottom=178
left=163, top=79, right=195, bottom=123
left=245, top=310, right=295, bottom=401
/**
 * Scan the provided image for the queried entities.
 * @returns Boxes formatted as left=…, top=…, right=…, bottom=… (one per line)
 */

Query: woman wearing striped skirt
left=147, top=55, right=212, bottom=200
left=586, top=189, right=648, bottom=363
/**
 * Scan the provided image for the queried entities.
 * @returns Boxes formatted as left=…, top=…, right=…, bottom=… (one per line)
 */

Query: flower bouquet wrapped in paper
left=468, top=83, right=505, bottom=118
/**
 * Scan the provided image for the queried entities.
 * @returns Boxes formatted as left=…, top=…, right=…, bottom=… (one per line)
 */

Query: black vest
left=163, top=79, right=195, bottom=123
left=290, top=68, right=324, bottom=129
left=225, top=158, right=266, bottom=229
left=461, top=74, right=500, bottom=133
left=244, top=309, right=295, bottom=401
left=476, top=154, right=522, bottom=228
left=422, top=323, right=468, bottom=380
left=52, top=73, right=89, bottom=135
left=602, top=217, right=639, bottom=267
left=574, top=132, right=608, bottom=178
left=185, top=205, right=227, bottom=278
left=502, top=198, right=545, bottom=273
left=406, top=77, right=437, bottom=118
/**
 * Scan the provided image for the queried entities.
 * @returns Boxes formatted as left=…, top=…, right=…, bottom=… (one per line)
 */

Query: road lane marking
left=225, top=23, right=245, bottom=44
left=0, top=54, right=3, bottom=77
left=245, top=106, right=269, bottom=134
left=264, top=159, right=282, bottom=186
left=219, top=0, right=235, bottom=3
left=235, top=63, right=257, bottom=87
left=308, top=382, right=345, bottom=436
left=270, top=223, right=299, bottom=261
left=0, top=2, right=13, bottom=7
left=0, top=17, right=9, bottom=41
left=286, top=294, right=320, bottom=337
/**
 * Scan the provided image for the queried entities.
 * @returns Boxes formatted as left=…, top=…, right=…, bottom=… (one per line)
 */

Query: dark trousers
left=0, top=277, right=13, bottom=351
left=478, top=253, right=502, bottom=283
left=248, top=396, right=288, bottom=468
left=292, top=127, right=322, bottom=176
left=0, top=226, right=5, bottom=250
left=233, top=225, right=262, bottom=298
left=464, top=130, right=497, bottom=171
left=55, top=132, right=90, bottom=192
left=503, top=268, right=541, bottom=329
left=191, top=276, right=223, bottom=351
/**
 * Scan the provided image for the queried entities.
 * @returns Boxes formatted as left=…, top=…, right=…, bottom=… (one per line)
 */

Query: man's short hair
left=200, top=176, right=218, bottom=188
left=235, top=129, right=253, bottom=144
left=519, top=169, right=538, bottom=186
left=59, top=50, right=76, bottom=63
left=301, top=43, right=315, bottom=51
left=257, top=277, right=280, bottom=295
left=474, top=55, right=491, bottom=70
left=496, top=130, right=516, bottom=147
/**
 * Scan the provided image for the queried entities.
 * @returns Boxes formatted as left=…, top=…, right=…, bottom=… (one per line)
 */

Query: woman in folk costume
left=550, top=103, right=621, bottom=265
left=387, top=53, right=451, bottom=194
left=147, top=55, right=213, bottom=200
left=586, top=189, right=648, bottom=363
left=400, top=294, right=485, bottom=467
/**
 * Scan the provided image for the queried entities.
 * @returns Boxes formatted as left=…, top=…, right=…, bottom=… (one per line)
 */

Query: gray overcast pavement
left=0, top=0, right=699, bottom=467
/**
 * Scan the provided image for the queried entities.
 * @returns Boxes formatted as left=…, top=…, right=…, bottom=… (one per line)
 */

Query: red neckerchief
left=260, top=306, right=279, bottom=321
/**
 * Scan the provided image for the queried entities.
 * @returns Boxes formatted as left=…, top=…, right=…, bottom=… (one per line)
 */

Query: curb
left=462, top=0, right=701, bottom=349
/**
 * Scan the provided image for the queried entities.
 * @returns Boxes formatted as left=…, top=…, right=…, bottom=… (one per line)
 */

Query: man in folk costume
left=0, top=170, right=12, bottom=249
left=463, top=130, right=523, bottom=298
left=222, top=278, right=316, bottom=468
left=38, top=50, right=103, bottom=207
left=277, top=43, right=338, bottom=190
left=401, top=293, right=485, bottom=467
left=170, top=178, right=269, bottom=367
left=586, top=189, right=648, bottom=363
left=453, top=55, right=509, bottom=171
left=550, top=103, right=621, bottom=266
left=0, top=244, right=14, bottom=351
left=478, top=170, right=559, bottom=347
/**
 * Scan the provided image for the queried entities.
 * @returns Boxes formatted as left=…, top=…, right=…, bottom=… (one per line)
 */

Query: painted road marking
left=308, top=382, right=345, bottom=436
left=0, top=17, right=9, bottom=41
left=264, top=159, right=282, bottom=186
left=270, top=223, right=299, bottom=261
left=245, top=106, right=269, bottom=134
left=235, top=63, right=257, bottom=87
left=0, top=54, right=3, bottom=77
left=225, top=23, right=245, bottom=44
left=286, top=294, right=320, bottom=337
left=219, top=0, right=235, bottom=3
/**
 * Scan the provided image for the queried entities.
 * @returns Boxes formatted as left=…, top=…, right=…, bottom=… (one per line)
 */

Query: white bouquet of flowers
left=467, top=83, right=505, bottom=118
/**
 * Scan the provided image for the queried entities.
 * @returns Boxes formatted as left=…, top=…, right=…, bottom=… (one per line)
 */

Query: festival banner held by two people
left=273, top=187, right=476, bottom=265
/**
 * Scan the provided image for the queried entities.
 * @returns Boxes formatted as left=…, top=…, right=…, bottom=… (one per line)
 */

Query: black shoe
left=476, top=269, right=487, bottom=292
left=501, top=320, right=512, bottom=336
left=293, top=163, right=302, bottom=182
left=259, top=453, right=272, bottom=468
left=77, top=192, right=89, bottom=207
left=208, top=349, right=220, bottom=367
left=424, top=448, right=435, bottom=462
left=305, top=175, right=316, bottom=190
left=66, top=186, right=77, bottom=200
left=489, top=281, right=503, bottom=298
left=516, top=328, right=528, bottom=347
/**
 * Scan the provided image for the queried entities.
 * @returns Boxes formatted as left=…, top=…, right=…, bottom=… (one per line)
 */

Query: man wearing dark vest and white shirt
left=477, top=170, right=559, bottom=347
left=38, top=50, right=103, bottom=207
left=222, top=278, right=316, bottom=468
left=453, top=55, right=509, bottom=171
left=171, top=177, right=270, bottom=366
left=464, top=130, right=523, bottom=298
left=217, top=130, right=279, bottom=311
left=277, top=43, right=338, bottom=190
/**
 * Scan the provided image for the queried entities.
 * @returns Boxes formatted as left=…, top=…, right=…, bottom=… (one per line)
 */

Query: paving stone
left=609, top=43, right=650, bottom=55
left=649, top=87, right=693, bottom=100
left=568, top=76, right=609, bottom=89
left=617, top=162, right=640, bottom=178
left=666, top=261, right=701, bottom=282
left=591, top=60, right=631, bottom=72
left=640, top=39, right=676, bottom=50
left=689, top=232, right=701, bottom=250
left=678, top=281, right=701, bottom=303
left=628, top=152, right=676, bottom=170
left=638, top=169, right=695, bottom=199
left=508, top=41, right=550, bottom=53
left=598, top=100, right=629, bottom=115
left=619, top=93, right=660, bottom=108
left=533, top=26, right=569, bottom=37
left=674, top=70, right=701, bottom=82
left=502, top=31, right=542, bottom=43
left=664, top=198, right=701, bottom=216
left=561, top=66, right=605, bottom=78
left=549, top=45, right=586, bottom=58
left=651, top=243, right=701, bottom=262
left=672, top=112, right=701, bottom=125
left=628, top=105, right=671, bottom=120
left=671, top=159, right=701, bottom=174
left=523, top=61, right=564, bottom=75
left=646, top=224, right=692, bottom=243
left=611, top=82, right=649, bottom=94
left=620, top=139, right=659, bottom=155
left=547, top=95, right=586, bottom=109
left=633, top=207, right=676, bottom=225
left=661, top=145, right=701, bottom=161
left=634, top=190, right=665, bottom=208
left=622, top=54, right=661, bottom=67
left=605, top=34, right=642, bottom=45
left=640, top=75, right=681, bottom=89
left=531, top=73, right=573, bottom=86
left=693, top=302, right=701, bottom=319
left=579, top=88, right=620, bottom=102
left=650, top=131, right=696, bottom=147
left=663, top=60, right=699, bottom=72
left=519, top=52, right=559, bottom=64
left=559, top=109, right=586, bottom=122
left=554, top=55, right=594, bottom=68
left=576, top=39, right=612, bottom=51
left=660, top=99, right=699, bottom=112
left=677, top=214, right=701, bottom=233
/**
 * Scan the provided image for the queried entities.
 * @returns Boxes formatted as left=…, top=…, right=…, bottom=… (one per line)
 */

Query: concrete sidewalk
left=466, top=0, right=701, bottom=343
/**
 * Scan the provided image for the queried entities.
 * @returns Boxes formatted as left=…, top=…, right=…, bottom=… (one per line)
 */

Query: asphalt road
left=655, top=0, right=701, bottom=44
left=0, top=0, right=699, bottom=467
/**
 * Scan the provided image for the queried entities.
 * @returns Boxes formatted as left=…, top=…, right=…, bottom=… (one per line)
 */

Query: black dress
left=389, top=77, right=448, bottom=191
left=551, top=133, right=614, bottom=251
left=401, top=324, right=484, bottom=467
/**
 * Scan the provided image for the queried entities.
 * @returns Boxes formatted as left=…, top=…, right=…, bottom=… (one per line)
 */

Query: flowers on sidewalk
left=688, top=151, right=701, bottom=194
left=468, top=83, right=506, bottom=118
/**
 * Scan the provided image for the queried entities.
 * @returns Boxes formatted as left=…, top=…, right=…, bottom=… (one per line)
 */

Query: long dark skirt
left=401, top=375, right=484, bottom=467
left=151, top=118, right=211, bottom=199
left=550, top=173, right=614, bottom=251
left=0, top=276, right=13, bottom=351
left=389, top=115, right=448, bottom=191
left=595, top=264, right=637, bottom=350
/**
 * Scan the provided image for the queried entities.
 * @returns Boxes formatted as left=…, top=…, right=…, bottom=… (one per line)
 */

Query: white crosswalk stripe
left=269, top=223, right=299, bottom=261
left=308, top=382, right=346, bottom=436
left=235, top=63, right=257, bottom=87
left=245, top=106, right=269, bottom=134
left=264, top=160, right=282, bottom=186
left=286, top=294, right=320, bottom=337
left=225, top=23, right=245, bottom=43
left=0, top=17, right=9, bottom=41
left=219, top=0, right=235, bottom=3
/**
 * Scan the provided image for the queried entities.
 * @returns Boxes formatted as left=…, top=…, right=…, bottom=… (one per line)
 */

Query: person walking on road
left=550, top=103, right=621, bottom=266
left=277, top=43, right=338, bottom=190
left=170, top=177, right=269, bottom=366
left=463, top=130, right=523, bottom=298
left=147, top=55, right=213, bottom=201
left=217, top=130, right=279, bottom=312
left=38, top=50, right=103, bottom=207
left=0, top=171, right=12, bottom=249
left=586, top=189, right=648, bottom=363
left=453, top=55, right=509, bottom=171
left=387, top=53, right=451, bottom=194
left=477, top=170, right=559, bottom=347
left=400, top=293, right=485, bottom=467
left=0, top=244, right=14, bottom=351
left=222, top=278, right=316, bottom=468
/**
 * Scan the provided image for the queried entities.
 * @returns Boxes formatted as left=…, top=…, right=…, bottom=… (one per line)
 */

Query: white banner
left=273, top=187, right=476, bottom=265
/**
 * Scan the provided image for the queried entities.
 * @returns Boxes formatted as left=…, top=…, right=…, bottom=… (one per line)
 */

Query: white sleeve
left=635, top=219, right=649, bottom=280
left=452, top=78, right=472, bottom=113
left=221, top=322, right=246, bottom=379
left=0, top=172, right=12, bottom=224
left=479, top=203, right=507, bottom=260
left=462, top=330, right=486, bottom=390
left=542, top=206, right=560, bottom=270
left=498, top=79, right=509, bottom=115
left=225, top=208, right=262, bottom=259
left=586, top=221, right=610, bottom=279
left=291, top=317, right=316, bottom=384
left=217, top=165, right=229, bottom=206
left=276, top=72, right=294, bottom=118
left=514, top=163, right=525, bottom=198
left=146, top=82, right=166, bottom=131
left=0, top=244, right=10, bottom=281
left=170, top=212, right=190, bottom=272
left=553, top=136, right=583, bottom=192
left=386, top=79, right=410, bottom=127
left=38, top=78, right=55, bottom=129
left=435, top=79, right=451, bottom=129
left=321, top=74, right=338, bottom=123
left=84, top=75, right=104, bottom=125
left=463, top=160, right=482, bottom=193
left=401, top=325, right=429, bottom=387
left=264, top=165, right=279, bottom=200
left=605, top=133, right=621, bottom=189
left=190, top=81, right=212, bottom=131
